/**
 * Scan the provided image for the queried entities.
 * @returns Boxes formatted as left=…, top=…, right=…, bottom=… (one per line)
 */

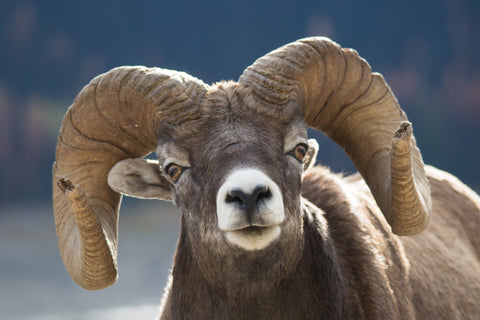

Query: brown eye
left=293, top=144, right=308, bottom=162
left=165, top=163, right=183, bottom=182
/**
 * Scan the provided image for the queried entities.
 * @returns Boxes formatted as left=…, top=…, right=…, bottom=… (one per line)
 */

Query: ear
left=304, top=139, right=319, bottom=171
left=107, top=158, right=173, bottom=201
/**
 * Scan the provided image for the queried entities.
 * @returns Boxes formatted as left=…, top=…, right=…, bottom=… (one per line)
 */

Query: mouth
left=222, top=223, right=277, bottom=233
left=224, top=225, right=281, bottom=251
left=242, top=225, right=268, bottom=232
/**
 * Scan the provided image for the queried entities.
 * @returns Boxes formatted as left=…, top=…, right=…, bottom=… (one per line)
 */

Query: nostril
left=253, top=185, right=271, bottom=202
left=226, top=189, right=246, bottom=205
left=256, top=188, right=272, bottom=202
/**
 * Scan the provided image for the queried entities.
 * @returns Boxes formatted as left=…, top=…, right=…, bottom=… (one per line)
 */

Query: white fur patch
left=225, top=226, right=281, bottom=251
left=216, top=168, right=284, bottom=250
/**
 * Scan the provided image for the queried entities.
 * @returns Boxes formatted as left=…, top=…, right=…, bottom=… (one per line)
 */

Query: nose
left=226, top=185, right=272, bottom=214
left=216, top=168, right=285, bottom=233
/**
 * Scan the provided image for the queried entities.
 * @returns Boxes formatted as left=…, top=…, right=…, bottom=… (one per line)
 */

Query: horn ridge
left=61, top=110, right=135, bottom=158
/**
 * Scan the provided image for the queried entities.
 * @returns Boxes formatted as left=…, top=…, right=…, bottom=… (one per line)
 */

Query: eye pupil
left=168, top=166, right=179, bottom=176
left=166, top=164, right=182, bottom=181
left=294, top=145, right=307, bottom=162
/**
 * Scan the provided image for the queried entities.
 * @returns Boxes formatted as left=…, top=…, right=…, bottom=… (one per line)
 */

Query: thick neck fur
left=163, top=166, right=413, bottom=320
left=168, top=213, right=352, bottom=320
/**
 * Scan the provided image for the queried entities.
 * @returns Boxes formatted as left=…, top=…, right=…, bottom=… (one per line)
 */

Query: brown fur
left=401, top=166, right=480, bottom=318
left=300, top=165, right=480, bottom=319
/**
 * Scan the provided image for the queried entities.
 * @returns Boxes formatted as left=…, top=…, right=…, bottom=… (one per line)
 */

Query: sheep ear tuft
left=304, top=139, right=319, bottom=171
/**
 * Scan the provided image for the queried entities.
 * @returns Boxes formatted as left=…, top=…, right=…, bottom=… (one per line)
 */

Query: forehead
left=157, top=82, right=307, bottom=150
left=202, top=81, right=305, bottom=137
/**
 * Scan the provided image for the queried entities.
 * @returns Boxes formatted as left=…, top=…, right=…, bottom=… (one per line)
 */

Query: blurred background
left=0, top=0, right=479, bottom=318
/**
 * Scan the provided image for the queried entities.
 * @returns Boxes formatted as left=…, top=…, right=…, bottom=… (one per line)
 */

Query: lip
left=242, top=226, right=266, bottom=232
left=221, top=223, right=279, bottom=232
left=223, top=224, right=281, bottom=239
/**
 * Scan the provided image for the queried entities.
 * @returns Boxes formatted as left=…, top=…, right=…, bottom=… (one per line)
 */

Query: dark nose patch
left=226, top=185, right=272, bottom=222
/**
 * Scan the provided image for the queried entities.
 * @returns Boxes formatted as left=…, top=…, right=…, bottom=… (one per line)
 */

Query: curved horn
left=53, top=66, right=207, bottom=289
left=239, top=37, right=431, bottom=236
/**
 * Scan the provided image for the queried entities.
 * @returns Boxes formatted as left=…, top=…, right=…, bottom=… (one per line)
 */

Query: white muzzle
left=216, top=168, right=285, bottom=250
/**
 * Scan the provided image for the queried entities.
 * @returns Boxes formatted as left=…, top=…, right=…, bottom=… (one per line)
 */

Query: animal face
left=153, top=84, right=316, bottom=254
left=154, top=84, right=322, bottom=287
left=107, top=83, right=318, bottom=285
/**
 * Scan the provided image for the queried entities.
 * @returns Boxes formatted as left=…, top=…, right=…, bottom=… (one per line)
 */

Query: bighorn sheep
left=53, top=37, right=480, bottom=319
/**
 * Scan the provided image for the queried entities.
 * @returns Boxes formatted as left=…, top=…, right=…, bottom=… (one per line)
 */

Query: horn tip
left=57, top=178, right=74, bottom=193
left=394, top=121, right=412, bottom=139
